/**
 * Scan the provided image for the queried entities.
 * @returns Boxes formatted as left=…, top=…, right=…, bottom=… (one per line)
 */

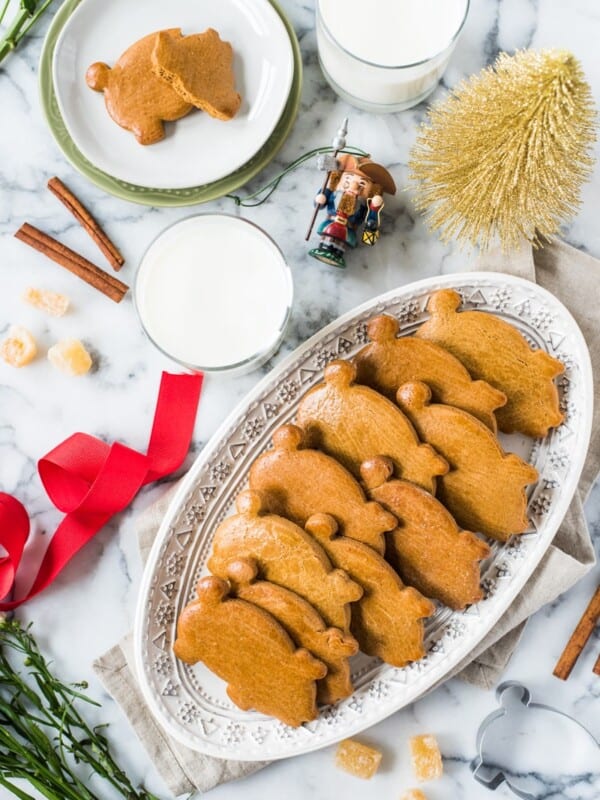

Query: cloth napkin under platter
left=94, top=239, right=598, bottom=797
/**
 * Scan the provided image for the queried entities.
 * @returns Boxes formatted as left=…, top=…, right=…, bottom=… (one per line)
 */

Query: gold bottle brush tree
left=409, top=49, right=597, bottom=252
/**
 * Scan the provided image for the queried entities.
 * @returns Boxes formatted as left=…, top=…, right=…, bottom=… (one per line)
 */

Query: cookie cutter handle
left=471, top=753, right=509, bottom=791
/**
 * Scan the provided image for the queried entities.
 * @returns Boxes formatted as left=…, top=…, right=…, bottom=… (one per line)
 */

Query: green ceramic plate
left=39, top=0, right=302, bottom=207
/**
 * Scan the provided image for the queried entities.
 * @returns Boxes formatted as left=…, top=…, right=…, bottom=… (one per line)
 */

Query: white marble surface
left=1, top=1, right=599, bottom=798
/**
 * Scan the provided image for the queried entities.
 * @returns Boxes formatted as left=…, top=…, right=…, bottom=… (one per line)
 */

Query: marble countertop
left=1, top=0, right=599, bottom=798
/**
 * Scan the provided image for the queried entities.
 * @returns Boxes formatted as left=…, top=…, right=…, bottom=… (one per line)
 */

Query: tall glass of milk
left=135, top=215, right=293, bottom=375
left=316, top=0, right=469, bottom=112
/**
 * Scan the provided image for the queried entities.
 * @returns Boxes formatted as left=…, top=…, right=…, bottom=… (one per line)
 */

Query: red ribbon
left=0, top=372, right=203, bottom=611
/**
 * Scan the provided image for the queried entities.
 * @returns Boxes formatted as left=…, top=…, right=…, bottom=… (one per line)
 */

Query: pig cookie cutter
left=470, top=681, right=600, bottom=800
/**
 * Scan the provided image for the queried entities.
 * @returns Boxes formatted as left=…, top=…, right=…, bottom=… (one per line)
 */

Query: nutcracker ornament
left=306, top=121, right=396, bottom=269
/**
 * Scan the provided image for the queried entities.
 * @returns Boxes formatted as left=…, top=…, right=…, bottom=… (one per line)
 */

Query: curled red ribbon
left=0, top=371, right=203, bottom=611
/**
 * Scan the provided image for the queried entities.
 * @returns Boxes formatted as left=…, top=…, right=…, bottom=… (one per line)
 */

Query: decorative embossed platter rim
left=134, top=272, right=593, bottom=760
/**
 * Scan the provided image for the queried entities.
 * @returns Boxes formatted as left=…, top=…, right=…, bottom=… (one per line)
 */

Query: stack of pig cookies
left=174, top=290, right=564, bottom=726
left=86, top=27, right=241, bottom=145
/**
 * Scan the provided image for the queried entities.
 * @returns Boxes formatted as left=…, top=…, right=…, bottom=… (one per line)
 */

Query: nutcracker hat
left=355, top=157, right=397, bottom=195
left=335, top=154, right=396, bottom=195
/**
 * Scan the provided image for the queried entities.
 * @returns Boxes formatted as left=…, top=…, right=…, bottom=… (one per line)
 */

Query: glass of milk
left=316, top=0, right=470, bottom=112
left=135, top=215, right=293, bottom=375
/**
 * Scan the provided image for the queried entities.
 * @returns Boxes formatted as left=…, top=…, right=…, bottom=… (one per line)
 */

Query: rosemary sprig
left=0, top=616, right=162, bottom=800
left=0, top=0, right=56, bottom=65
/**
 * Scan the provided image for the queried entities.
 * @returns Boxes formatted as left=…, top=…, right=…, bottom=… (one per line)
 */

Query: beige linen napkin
left=94, top=239, right=598, bottom=797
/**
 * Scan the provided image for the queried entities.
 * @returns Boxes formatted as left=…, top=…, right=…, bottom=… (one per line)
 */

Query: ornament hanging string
left=0, top=371, right=203, bottom=611
left=226, top=145, right=369, bottom=208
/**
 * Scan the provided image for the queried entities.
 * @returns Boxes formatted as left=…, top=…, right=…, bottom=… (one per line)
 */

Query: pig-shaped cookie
left=296, top=360, right=448, bottom=493
left=152, top=28, right=241, bottom=121
left=415, top=289, right=564, bottom=438
left=173, top=576, right=326, bottom=726
left=86, top=29, right=192, bottom=145
left=354, top=314, right=506, bottom=431
left=361, top=457, right=491, bottom=610
left=305, top=514, right=435, bottom=667
left=396, top=382, right=538, bottom=541
left=226, top=559, right=358, bottom=706
left=208, top=491, right=363, bottom=630
left=249, top=424, right=397, bottom=555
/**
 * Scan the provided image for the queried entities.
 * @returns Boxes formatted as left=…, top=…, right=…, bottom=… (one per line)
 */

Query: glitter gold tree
left=409, top=49, right=597, bottom=251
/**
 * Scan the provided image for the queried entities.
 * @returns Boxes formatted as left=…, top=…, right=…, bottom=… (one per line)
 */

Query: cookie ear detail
left=367, top=314, right=399, bottom=342
left=324, top=628, right=360, bottom=658
left=324, top=359, right=356, bottom=386
left=86, top=62, right=111, bottom=91
left=305, top=513, right=339, bottom=541
left=294, top=648, right=328, bottom=681
left=533, top=348, right=566, bottom=379
left=396, top=381, right=432, bottom=412
left=360, top=457, right=394, bottom=490
left=235, top=490, right=263, bottom=517
left=272, top=424, right=304, bottom=451
left=195, top=575, right=229, bottom=605
left=426, top=288, right=462, bottom=316
left=225, top=558, right=259, bottom=589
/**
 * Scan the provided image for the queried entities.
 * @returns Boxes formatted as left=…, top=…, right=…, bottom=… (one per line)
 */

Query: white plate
left=134, top=273, right=593, bottom=761
left=52, top=0, right=294, bottom=189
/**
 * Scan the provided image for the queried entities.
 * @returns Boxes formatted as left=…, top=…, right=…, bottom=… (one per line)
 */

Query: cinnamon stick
left=553, top=584, right=600, bottom=681
left=593, top=652, right=600, bottom=676
left=47, top=177, right=125, bottom=271
left=15, top=223, right=128, bottom=304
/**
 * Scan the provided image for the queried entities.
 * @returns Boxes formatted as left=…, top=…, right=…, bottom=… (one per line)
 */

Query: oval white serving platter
left=134, top=272, right=593, bottom=761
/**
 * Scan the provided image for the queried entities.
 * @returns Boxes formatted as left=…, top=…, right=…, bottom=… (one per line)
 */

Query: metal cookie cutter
left=471, top=681, right=600, bottom=800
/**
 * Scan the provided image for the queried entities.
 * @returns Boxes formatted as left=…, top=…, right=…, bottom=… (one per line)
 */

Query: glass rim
left=316, top=0, right=470, bottom=71
left=134, top=213, right=294, bottom=375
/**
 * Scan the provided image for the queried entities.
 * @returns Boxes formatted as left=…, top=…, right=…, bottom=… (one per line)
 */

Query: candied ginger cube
left=410, top=734, right=443, bottom=781
left=335, top=738, right=382, bottom=779
left=0, top=325, right=37, bottom=367
left=23, top=286, right=69, bottom=317
left=48, top=339, right=92, bottom=376
left=401, top=790, right=428, bottom=800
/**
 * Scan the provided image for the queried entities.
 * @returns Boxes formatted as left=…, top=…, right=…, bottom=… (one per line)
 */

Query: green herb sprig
left=0, top=0, right=56, bottom=65
left=0, top=616, right=162, bottom=800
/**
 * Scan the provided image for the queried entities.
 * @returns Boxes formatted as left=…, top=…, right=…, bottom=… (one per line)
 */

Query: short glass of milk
left=316, top=0, right=469, bottom=112
left=135, top=215, right=293, bottom=375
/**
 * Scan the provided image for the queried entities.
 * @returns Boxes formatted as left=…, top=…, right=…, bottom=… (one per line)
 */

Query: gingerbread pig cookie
left=152, top=29, right=241, bottom=121
left=354, top=314, right=506, bottom=431
left=415, top=289, right=565, bottom=438
left=305, top=515, right=435, bottom=667
left=173, top=576, right=326, bottom=726
left=226, top=559, right=358, bottom=705
left=361, top=457, right=491, bottom=609
left=296, top=360, right=448, bottom=493
left=248, top=424, right=397, bottom=555
left=396, top=382, right=538, bottom=541
left=86, top=30, right=193, bottom=145
left=208, top=491, right=363, bottom=630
